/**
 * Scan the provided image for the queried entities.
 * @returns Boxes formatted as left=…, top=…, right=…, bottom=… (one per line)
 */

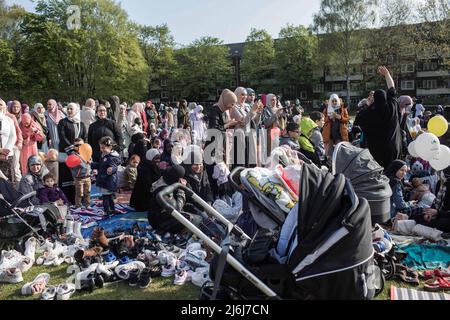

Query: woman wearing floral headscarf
left=46, top=99, right=65, bottom=150
left=31, top=103, right=49, bottom=152
left=19, top=113, right=44, bottom=175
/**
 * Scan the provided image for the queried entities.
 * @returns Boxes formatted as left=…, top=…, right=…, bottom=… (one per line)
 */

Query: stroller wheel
left=383, top=258, right=396, bottom=281
left=374, top=271, right=385, bottom=298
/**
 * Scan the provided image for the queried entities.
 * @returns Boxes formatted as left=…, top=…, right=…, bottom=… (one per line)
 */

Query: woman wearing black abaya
left=354, top=66, right=403, bottom=168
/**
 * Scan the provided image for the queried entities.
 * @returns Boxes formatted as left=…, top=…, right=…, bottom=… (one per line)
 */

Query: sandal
left=394, top=264, right=419, bottom=285
left=423, top=268, right=450, bottom=280
left=424, top=277, right=450, bottom=292
left=21, top=273, right=50, bottom=296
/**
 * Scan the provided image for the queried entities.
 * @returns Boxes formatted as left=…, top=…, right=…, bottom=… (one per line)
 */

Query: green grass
left=0, top=264, right=200, bottom=301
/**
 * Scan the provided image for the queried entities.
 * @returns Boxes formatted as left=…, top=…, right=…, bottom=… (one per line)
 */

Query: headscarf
left=266, top=94, right=277, bottom=109
left=8, top=100, right=22, bottom=120
left=398, top=96, right=413, bottom=110
left=20, top=113, right=41, bottom=139
left=146, top=148, right=161, bottom=161
left=246, top=88, right=255, bottom=96
left=32, top=103, right=47, bottom=124
left=234, top=87, right=248, bottom=103
left=162, top=165, right=185, bottom=185
left=0, top=98, right=6, bottom=118
left=46, top=99, right=65, bottom=124
left=26, top=155, right=48, bottom=179
left=67, top=103, right=81, bottom=124
left=159, top=129, right=170, bottom=141
left=217, top=89, right=237, bottom=110
left=21, top=104, right=30, bottom=114
left=190, top=105, right=204, bottom=122
left=373, top=90, right=387, bottom=110
left=385, top=160, right=407, bottom=188
left=327, top=94, right=341, bottom=119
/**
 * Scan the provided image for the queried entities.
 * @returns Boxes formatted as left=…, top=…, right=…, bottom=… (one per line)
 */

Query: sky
left=6, top=0, right=321, bottom=45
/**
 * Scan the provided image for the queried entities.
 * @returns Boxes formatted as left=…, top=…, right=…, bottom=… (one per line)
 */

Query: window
left=350, top=66, right=361, bottom=75
left=366, top=66, right=376, bottom=75
left=350, top=83, right=361, bottom=91
left=161, top=92, right=169, bottom=99
left=365, top=82, right=375, bottom=90
left=332, top=83, right=343, bottom=91
left=401, top=64, right=415, bottom=73
left=386, top=55, right=395, bottom=64
left=313, top=84, right=324, bottom=93
left=422, top=80, right=437, bottom=89
left=160, top=79, right=167, bottom=87
left=365, top=51, right=373, bottom=60
left=230, top=66, right=236, bottom=74
left=300, top=91, right=307, bottom=99
left=422, top=62, right=438, bottom=71
left=230, top=80, right=236, bottom=88
left=401, top=81, right=415, bottom=90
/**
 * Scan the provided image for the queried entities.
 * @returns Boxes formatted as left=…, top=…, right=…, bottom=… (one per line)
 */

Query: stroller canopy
left=332, top=142, right=392, bottom=224
left=288, top=164, right=374, bottom=285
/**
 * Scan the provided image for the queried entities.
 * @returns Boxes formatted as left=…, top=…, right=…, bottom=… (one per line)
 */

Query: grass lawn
left=0, top=263, right=427, bottom=300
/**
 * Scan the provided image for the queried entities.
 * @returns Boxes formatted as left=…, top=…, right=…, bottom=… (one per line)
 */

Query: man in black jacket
left=88, top=105, right=124, bottom=162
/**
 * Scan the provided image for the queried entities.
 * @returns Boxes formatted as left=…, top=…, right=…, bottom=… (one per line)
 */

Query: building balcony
left=325, top=74, right=364, bottom=82
left=416, top=70, right=450, bottom=78
left=417, top=88, right=450, bottom=95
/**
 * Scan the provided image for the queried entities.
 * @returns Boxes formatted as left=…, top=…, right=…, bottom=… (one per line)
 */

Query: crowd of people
left=0, top=65, right=449, bottom=237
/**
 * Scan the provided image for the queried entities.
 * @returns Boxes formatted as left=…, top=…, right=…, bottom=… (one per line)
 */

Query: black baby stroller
left=0, top=178, right=61, bottom=248
left=157, top=163, right=382, bottom=300
left=332, top=142, right=392, bottom=225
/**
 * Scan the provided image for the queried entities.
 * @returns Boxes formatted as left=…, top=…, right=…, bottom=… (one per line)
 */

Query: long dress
left=46, top=115, right=60, bottom=150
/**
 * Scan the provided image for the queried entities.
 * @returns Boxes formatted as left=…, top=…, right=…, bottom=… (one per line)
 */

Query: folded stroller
left=157, top=163, right=382, bottom=300
left=0, top=179, right=61, bottom=245
left=332, top=142, right=392, bottom=225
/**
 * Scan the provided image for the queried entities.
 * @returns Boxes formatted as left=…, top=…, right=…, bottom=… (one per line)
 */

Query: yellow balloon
left=79, top=143, right=93, bottom=162
left=428, top=115, right=448, bottom=138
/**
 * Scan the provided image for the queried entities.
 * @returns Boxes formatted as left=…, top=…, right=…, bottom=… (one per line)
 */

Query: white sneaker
left=0, top=268, right=23, bottom=284
left=157, top=250, right=176, bottom=266
left=41, top=286, right=57, bottom=300
left=73, top=221, right=84, bottom=241
left=174, top=270, right=192, bottom=285
left=114, top=261, right=146, bottom=280
left=16, top=257, right=34, bottom=273
left=21, top=273, right=50, bottom=295
left=161, top=261, right=177, bottom=278
left=191, top=267, right=211, bottom=288
left=56, top=283, right=76, bottom=300
left=186, top=242, right=202, bottom=252
left=24, top=237, right=38, bottom=261
left=176, top=260, right=191, bottom=272
left=185, top=250, right=209, bottom=269
left=75, top=263, right=98, bottom=290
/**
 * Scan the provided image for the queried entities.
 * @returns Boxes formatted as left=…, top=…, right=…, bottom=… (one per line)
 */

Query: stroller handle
left=0, top=191, right=37, bottom=208
left=157, top=184, right=252, bottom=242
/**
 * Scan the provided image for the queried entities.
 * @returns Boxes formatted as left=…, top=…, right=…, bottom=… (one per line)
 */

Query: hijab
left=190, top=105, right=204, bottom=121
left=327, top=94, right=341, bottom=119
left=20, top=113, right=41, bottom=139
left=146, top=148, right=161, bottom=161
left=265, top=94, right=277, bottom=109
left=162, top=165, right=185, bottom=185
left=385, top=159, right=407, bottom=188
left=67, top=103, right=81, bottom=124
left=47, top=99, right=65, bottom=124
left=217, top=89, right=237, bottom=111
left=27, top=155, right=48, bottom=180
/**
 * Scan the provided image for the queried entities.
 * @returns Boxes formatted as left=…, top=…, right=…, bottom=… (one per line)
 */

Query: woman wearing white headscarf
left=322, top=94, right=349, bottom=157
left=57, top=103, right=87, bottom=204
left=190, top=105, right=207, bottom=146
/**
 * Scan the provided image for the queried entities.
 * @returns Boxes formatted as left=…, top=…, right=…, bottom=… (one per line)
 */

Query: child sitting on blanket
left=37, top=173, right=69, bottom=205
left=410, top=177, right=436, bottom=209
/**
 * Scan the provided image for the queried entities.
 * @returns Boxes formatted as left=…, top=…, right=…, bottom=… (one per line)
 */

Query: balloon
left=407, top=141, right=419, bottom=158
left=414, top=132, right=440, bottom=161
left=429, top=145, right=450, bottom=171
left=428, top=115, right=449, bottom=137
left=65, top=154, right=81, bottom=168
left=79, top=143, right=93, bottom=162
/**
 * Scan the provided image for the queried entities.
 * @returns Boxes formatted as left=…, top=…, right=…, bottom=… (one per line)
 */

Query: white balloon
left=408, top=141, right=419, bottom=158
left=429, top=145, right=450, bottom=171
left=415, top=133, right=440, bottom=161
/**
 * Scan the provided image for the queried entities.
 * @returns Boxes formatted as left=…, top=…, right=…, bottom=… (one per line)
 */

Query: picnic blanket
left=391, top=286, right=450, bottom=300
left=399, top=243, right=450, bottom=270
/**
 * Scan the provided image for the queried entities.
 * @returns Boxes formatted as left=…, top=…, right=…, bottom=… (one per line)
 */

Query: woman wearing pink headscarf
left=45, top=99, right=65, bottom=150
left=19, top=113, right=44, bottom=175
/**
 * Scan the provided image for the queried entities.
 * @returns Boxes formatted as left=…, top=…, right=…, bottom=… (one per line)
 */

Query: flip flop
left=21, top=273, right=50, bottom=296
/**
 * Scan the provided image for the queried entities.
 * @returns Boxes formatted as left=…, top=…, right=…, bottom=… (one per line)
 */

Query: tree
left=17, top=0, right=149, bottom=103
left=364, top=0, right=416, bottom=89
left=275, top=24, right=318, bottom=99
left=0, top=39, right=20, bottom=91
left=138, top=24, right=177, bottom=101
left=173, top=36, right=232, bottom=101
left=240, top=28, right=276, bottom=93
left=313, top=0, right=378, bottom=106
left=414, top=0, right=450, bottom=67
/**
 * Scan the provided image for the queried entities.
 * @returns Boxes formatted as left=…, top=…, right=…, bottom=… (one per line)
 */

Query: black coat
left=57, top=119, right=87, bottom=152
left=185, top=169, right=213, bottom=205
left=88, top=118, right=124, bottom=162
left=130, top=160, right=161, bottom=212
